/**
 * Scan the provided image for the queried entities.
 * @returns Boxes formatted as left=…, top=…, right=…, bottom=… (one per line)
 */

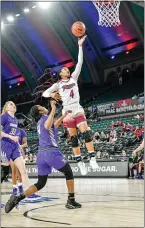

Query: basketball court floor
left=1, top=178, right=144, bottom=227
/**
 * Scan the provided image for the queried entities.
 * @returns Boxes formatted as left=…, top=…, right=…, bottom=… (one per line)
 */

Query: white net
left=93, top=1, right=121, bottom=27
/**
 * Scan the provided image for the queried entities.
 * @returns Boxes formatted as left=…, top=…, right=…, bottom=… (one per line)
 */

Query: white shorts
left=62, top=103, right=86, bottom=128
left=62, top=103, right=84, bottom=116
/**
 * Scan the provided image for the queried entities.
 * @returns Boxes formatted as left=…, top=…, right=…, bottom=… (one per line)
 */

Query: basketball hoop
left=93, top=1, right=121, bottom=27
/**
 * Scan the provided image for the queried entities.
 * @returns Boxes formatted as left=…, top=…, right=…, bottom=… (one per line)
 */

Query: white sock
left=13, top=185, right=17, bottom=189
left=18, top=182, right=23, bottom=186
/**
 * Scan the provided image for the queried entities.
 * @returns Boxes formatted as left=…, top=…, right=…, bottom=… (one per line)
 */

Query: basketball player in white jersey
left=42, top=35, right=98, bottom=175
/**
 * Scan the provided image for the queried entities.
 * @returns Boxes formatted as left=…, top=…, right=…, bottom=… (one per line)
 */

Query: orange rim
left=96, top=1, right=116, bottom=4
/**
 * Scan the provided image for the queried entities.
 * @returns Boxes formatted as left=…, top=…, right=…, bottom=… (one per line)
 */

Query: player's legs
left=63, top=112, right=87, bottom=175
left=14, top=157, right=31, bottom=188
left=137, top=161, right=144, bottom=179
left=5, top=175, right=48, bottom=213
left=16, top=167, right=24, bottom=194
left=77, top=116, right=99, bottom=169
left=21, top=150, right=53, bottom=197
left=68, top=128, right=87, bottom=175
left=23, top=175, right=48, bottom=197
left=9, top=160, right=18, bottom=195
left=50, top=149, right=81, bottom=209
left=68, top=127, right=81, bottom=156
left=58, top=163, right=81, bottom=209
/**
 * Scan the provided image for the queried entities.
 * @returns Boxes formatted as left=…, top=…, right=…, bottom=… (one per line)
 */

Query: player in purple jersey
left=9, top=128, right=28, bottom=195
left=5, top=100, right=81, bottom=213
left=1, top=101, right=32, bottom=191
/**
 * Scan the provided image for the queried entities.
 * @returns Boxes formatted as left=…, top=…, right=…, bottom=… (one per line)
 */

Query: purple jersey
left=37, top=115, right=58, bottom=149
left=18, top=128, right=27, bottom=145
left=1, top=112, right=19, bottom=143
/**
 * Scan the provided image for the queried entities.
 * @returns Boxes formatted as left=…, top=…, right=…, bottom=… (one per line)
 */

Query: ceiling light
left=7, top=16, right=14, bottom=22
left=17, top=83, right=20, bottom=86
left=32, top=5, right=36, bottom=8
left=111, top=55, right=115, bottom=59
left=38, top=2, right=51, bottom=9
left=126, top=51, right=129, bottom=54
left=1, top=21, right=4, bottom=30
left=9, top=85, right=12, bottom=89
left=24, top=8, right=30, bottom=13
left=126, top=69, right=129, bottom=72
left=15, top=14, right=20, bottom=17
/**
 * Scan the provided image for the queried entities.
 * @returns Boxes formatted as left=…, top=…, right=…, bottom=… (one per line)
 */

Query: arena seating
left=26, top=114, right=144, bottom=161
left=83, top=77, right=143, bottom=107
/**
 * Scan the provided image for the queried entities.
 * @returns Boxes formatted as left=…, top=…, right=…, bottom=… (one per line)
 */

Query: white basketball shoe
left=78, top=161, right=88, bottom=176
left=89, top=157, right=99, bottom=170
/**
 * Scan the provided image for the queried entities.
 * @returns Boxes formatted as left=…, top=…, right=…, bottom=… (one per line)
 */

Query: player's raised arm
left=42, top=83, right=59, bottom=99
left=71, top=35, right=87, bottom=81
left=54, top=111, right=72, bottom=128
left=44, top=100, right=56, bottom=130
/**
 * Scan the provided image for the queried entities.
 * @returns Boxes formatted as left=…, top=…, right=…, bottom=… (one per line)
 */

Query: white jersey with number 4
left=42, top=47, right=84, bottom=115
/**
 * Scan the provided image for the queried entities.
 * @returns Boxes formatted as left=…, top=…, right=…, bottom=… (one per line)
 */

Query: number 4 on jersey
left=70, top=89, right=74, bottom=98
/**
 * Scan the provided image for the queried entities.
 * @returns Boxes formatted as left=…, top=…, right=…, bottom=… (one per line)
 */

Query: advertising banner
left=115, top=99, right=131, bottom=108
left=22, top=161, right=128, bottom=178
left=97, top=103, right=114, bottom=111
left=105, top=103, right=144, bottom=115
left=138, top=96, right=144, bottom=105
left=96, top=97, right=144, bottom=116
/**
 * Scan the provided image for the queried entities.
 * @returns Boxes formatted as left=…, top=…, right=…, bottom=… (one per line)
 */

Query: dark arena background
left=1, top=1, right=144, bottom=227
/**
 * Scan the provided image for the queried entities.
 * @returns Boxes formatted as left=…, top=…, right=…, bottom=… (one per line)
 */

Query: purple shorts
left=37, top=147, right=67, bottom=176
left=1, top=140, right=21, bottom=161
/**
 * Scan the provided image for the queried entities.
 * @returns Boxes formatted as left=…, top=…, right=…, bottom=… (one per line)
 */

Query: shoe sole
left=90, top=164, right=99, bottom=170
left=65, top=204, right=82, bottom=209
left=81, top=172, right=88, bottom=176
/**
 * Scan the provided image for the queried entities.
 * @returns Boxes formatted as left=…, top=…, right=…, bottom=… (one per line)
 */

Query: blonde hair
left=2, top=101, right=12, bottom=115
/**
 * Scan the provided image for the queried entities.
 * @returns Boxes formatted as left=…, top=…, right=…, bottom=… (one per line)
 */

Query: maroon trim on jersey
left=57, top=77, right=72, bottom=84
left=57, top=79, right=63, bottom=83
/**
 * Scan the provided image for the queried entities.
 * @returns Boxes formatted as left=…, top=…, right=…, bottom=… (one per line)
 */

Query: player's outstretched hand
left=9, top=135, right=19, bottom=143
left=50, top=92, right=61, bottom=101
left=78, top=35, right=87, bottom=47
left=64, top=110, right=72, bottom=117
left=50, top=99, right=56, bottom=109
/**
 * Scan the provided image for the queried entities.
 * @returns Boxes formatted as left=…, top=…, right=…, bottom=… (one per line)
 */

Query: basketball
left=71, top=21, right=86, bottom=37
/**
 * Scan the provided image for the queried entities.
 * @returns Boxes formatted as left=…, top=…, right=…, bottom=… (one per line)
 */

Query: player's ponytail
left=2, top=101, right=11, bottom=115
left=30, top=105, right=41, bottom=123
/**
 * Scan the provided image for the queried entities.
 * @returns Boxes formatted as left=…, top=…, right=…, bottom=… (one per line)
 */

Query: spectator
left=134, top=114, right=140, bottom=121
left=118, top=121, right=124, bottom=127
left=134, top=126, right=142, bottom=141
left=122, top=123, right=127, bottom=132
left=139, top=114, right=144, bottom=121
left=94, top=132, right=100, bottom=143
left=109, top=121, right=115, bottom=128
left=137, top=155, right=144, bottom=179
left=141, top=126, right=144, bottom=133
left=126, top=123, right=133, bottom=132
left=114, top=121, right=119, bottom=127
left=106, top=133, right=110, bottom=142
left=109, top=129, right=117, bottom=144
left=122, top=150, right=126, bottom=157
left=129, top=153, right=139, bottom=178
left=100, top=131, right=106, bottom=139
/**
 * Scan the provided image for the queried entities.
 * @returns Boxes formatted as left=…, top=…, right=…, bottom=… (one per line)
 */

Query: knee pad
left=34, top=175, right=48, bottom=190
left=59, top=163, right=74, bottom=180
left=83, top=130, right=93, bottom=143
left=71, top=135, right=79, bottom=148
